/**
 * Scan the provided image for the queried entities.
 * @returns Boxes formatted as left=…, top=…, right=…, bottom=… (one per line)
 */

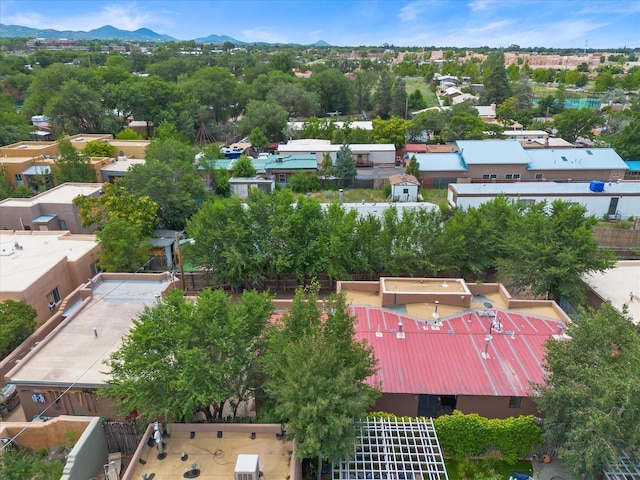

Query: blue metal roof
left=625, top=161, right=640, bottom=172
left=456, top=140, right=530, bottom=164
left=265, top=154, right=318, bottom=171
left=415, top=153, right=466, bottom=172
left=526, top=148, right=628, bottom=171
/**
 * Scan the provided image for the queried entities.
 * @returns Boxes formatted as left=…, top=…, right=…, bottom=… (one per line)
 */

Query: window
left=46, top=286, right=61, bottom=310
left=518, top=199, right=536, bottom=207
left=403, top=188, right=409, bottom=194
left=505, top=174, right=521, bottom=179
left=612, top=173, right=619, bottom=178
left=482, top=174, right=497, bottom=180
left=90, top=262, right=100, bottom=277
left=535, top=173, right=544, bottom=180
left=59, top=219, right=67, bottom=230
left=509, top=396, right=522, bottom=408
left=278, top=174, right=287, bottom=183
left=14, top=174, right=23, bottom=186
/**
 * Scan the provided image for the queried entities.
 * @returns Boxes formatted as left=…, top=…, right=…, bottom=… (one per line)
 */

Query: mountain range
left=0, top=24, right=330, bottom=47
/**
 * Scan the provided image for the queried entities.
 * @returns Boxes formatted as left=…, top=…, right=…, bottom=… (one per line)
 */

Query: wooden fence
left=594, top=227, right=640, bottom=249
left=102, top=421, right=145, bottom=455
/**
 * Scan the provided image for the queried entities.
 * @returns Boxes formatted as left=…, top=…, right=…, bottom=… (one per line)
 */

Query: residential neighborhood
left=1, top=5, right=640, bottom=479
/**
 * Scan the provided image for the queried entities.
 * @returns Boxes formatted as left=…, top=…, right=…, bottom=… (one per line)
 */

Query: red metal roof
left=351, top=306, right=564, bottom=398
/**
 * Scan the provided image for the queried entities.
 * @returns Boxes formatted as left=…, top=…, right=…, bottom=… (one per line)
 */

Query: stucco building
left=0, top=182, right=103, bottom=233
left=0, top=230, right=100, bottom=323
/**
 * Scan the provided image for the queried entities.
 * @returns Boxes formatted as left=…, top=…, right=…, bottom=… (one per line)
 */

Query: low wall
left=61, top=417, right=109, bottom=480
left=337, top=281, right=380, bottom=293
left=0, top=415, right=92, bottom=451
left=595, top=227, right=640, bottom=248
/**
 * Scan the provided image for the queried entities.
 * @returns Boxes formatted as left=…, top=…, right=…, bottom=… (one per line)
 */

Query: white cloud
left=398, top=1, right=443, bottom=22
left=238, top=27, right=289, bottom=44
left=1, top=2, right=173, bottom=33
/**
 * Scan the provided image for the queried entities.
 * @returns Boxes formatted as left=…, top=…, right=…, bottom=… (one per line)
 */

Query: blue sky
left=1, top=0, right=639, bottom=48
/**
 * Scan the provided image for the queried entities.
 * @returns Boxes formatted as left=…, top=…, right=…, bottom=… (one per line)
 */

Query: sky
left=1, top=0, right=639, bottom=48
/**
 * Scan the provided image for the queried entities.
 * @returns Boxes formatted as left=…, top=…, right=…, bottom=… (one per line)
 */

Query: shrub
left=288, top=172, right=321, bottom=193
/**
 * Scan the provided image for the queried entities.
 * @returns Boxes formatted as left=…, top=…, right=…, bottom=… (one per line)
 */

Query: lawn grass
left=309, top=188, right=388, bottom=203
left=445, top=458, right=533, bottom=480
left=420, top=188, right=448, bottom=205
left=405, top=76, right=439, bottom=108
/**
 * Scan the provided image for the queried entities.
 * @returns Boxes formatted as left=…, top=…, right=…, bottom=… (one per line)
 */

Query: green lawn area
left=405, top=76, right=439, bottom=108
left=420, top=188, right=448, bottom=205
left=445, top=458, right=533, bottom=480
left=310, top=188, right=388, bottom=203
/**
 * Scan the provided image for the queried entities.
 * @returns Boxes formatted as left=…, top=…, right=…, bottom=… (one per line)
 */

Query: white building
left=389, top=174, right=420, bottom=202
left=277, top=140, right=396, bottom=166
left=448, top=181, right=640, bottom=220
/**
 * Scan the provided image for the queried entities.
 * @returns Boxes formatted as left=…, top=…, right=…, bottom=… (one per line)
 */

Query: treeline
left=184, top=190, right=614, bottom=303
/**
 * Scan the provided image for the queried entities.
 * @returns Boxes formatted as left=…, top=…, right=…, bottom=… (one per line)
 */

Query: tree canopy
left=102, top=288, right=274, bottom=423
left=0, top=300, right=37, bottom=360
left=533, top=303, right=640, bottom=479
left=263, top=284, right=379, bottom=469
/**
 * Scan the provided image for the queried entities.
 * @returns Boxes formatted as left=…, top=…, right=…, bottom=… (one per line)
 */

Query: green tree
left=533, top=303, right=640, bottom=479
left=263, top=284, right=379, bottom=476
left=73, top=182, right=158, bottom=236
left=102, top=288, right=273, bottom=423
left=119, top=135, right=206, bottom=230
left=95, top=218, right=152, bottom=273
left=335, top=144, right=357, bottom=182
left=0, top=93, right=32, bottom=146
left=319, top=152, right=335, bottom=179
left=480, top=52, right=511, bottom=105
left=238, top=100, right=289, bottom=141
left=54, top=138, right=96, bottom=184
left=407, top=88, right=427, bottom=111
left=594, top=70, right=616, bottom=92
left=404, top=155, right=419, bottom=177
left=553, top=108, right=602, bottom=144
left=0, top=300, right=38, bottom=360
left=612, top=118, right=640, bottom=160
left=498, top=200, right=615, bottom=302
left=266, top=82, right=320, bottom=117
left=373, top=70, right=393, bottom=119
left=180, top=66, right=238, bottom=125
left=232, top=155, right=257, bottom=177
left=308, top=68, right=353, bottom=115
left=288, top=171, right=320, bottom=193
left=81, top=140, right=116, bottom=158
left=372, top=116, right=408, bottom=149
left=249, top=127, right=269, bottom=153
left=115, top=128, right=143, bottom=140
left=390, top=78, right=407, bottom=118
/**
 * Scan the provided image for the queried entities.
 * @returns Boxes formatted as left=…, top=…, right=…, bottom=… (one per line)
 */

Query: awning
left=22, top=165, right=51, bottom=175
left=32, top=214, right=57, bottom=223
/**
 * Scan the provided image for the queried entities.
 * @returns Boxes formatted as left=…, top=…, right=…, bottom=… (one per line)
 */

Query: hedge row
left=367, top=410, right=542, bottom=463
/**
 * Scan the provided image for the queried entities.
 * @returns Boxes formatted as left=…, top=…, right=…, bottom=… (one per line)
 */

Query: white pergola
left=603, top=452, right=640, bottom=479
left=332, top=418, right=448, bottom=480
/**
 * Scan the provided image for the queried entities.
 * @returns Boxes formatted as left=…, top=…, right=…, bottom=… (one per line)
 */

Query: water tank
left=589, top=180, right=605, bottom=192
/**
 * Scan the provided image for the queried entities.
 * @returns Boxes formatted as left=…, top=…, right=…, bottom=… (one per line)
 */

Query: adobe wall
left=456, top=395, right=539, bottom=419
left=61, top=417, right=109, bottom=480
left=371, top=393, right=418, bottom=417
left=0, top=415, right=92, bottom=451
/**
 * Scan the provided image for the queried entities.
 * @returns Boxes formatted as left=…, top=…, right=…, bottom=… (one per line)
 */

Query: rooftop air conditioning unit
left=235, top=454, right=260, bottom=480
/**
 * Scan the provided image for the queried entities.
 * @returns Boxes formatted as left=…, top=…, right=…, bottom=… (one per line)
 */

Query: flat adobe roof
left=583, top=261, right=640, bottom=324
left=0, top=183, right=103, bottom=207
left=6, top=277, right=172, bottom=387
left=0, top=231, right=98, bottom=293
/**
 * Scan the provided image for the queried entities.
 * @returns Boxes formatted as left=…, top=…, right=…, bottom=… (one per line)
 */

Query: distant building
left=389, top=173, right=420, bottom=202
left=0, top=182, right=103, bottom=233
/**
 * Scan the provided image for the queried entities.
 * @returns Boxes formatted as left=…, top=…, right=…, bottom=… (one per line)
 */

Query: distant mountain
left=0, top=23, right=331, bottom=46
left=193, top=34, right=246, bottom=45
left=0, top=24, right=176, bottom=42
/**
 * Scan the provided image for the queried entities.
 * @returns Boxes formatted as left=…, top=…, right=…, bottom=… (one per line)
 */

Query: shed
left=389, top=174, right=420, bottom=202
